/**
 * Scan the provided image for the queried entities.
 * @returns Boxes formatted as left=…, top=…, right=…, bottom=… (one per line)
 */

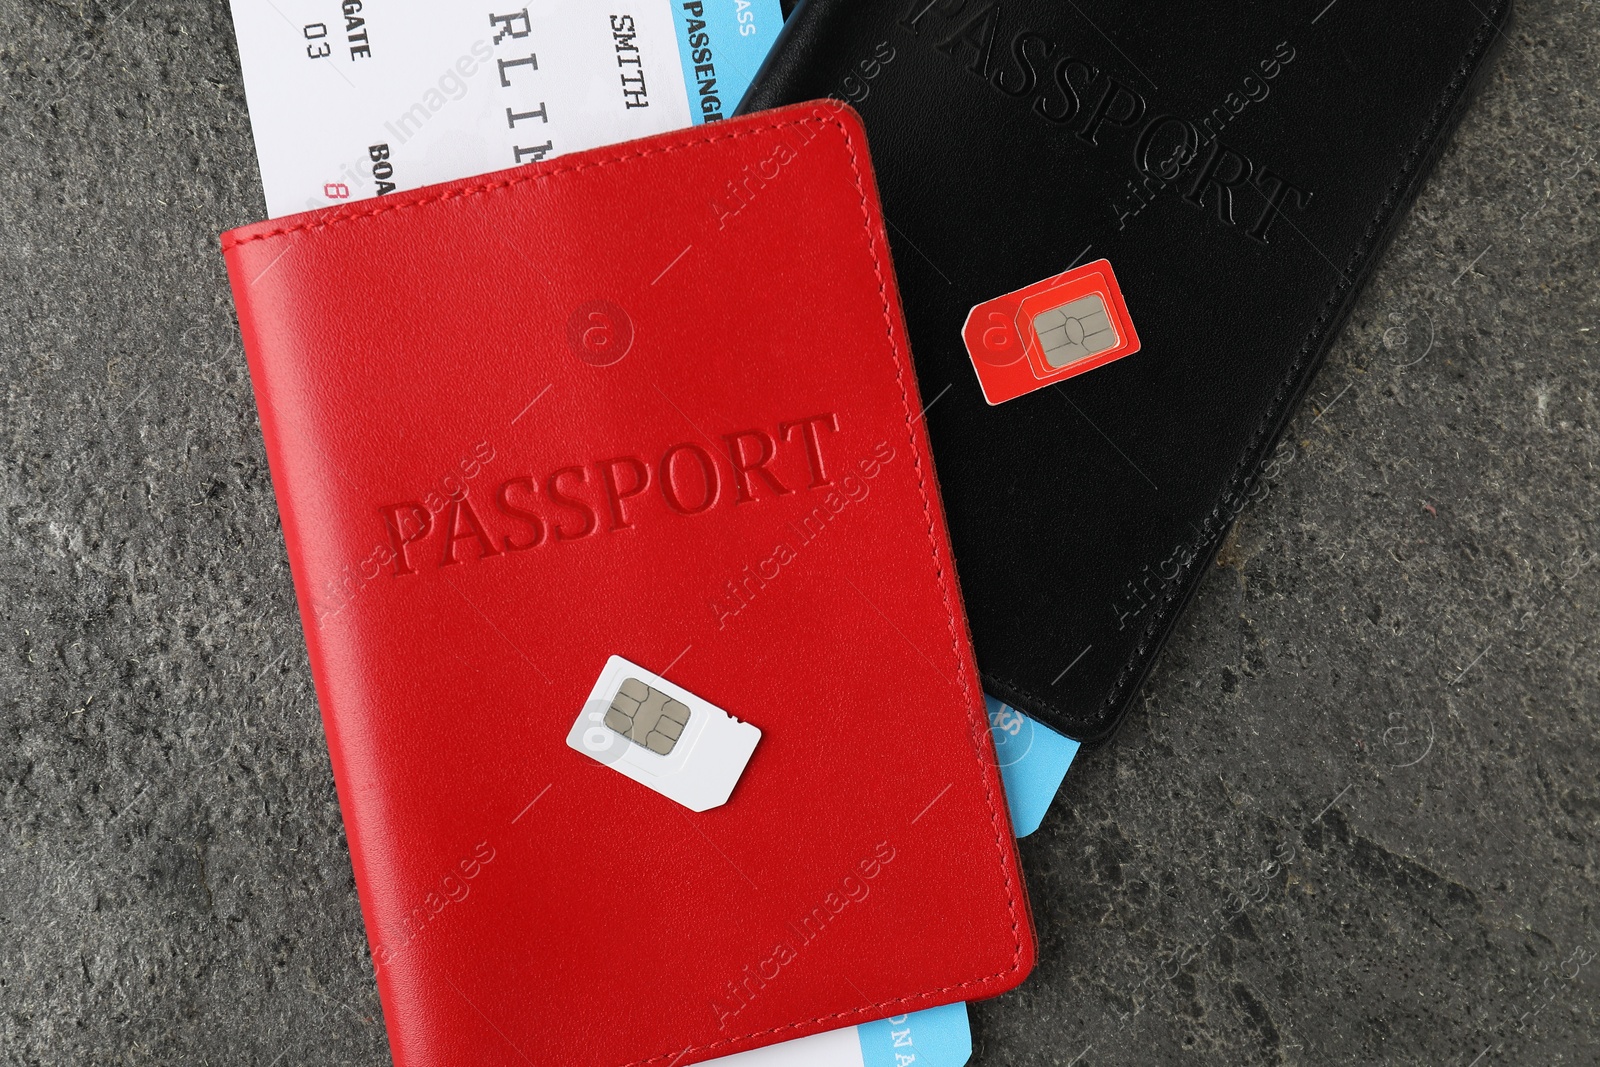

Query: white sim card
left=567, top=656, right=760, bottom=812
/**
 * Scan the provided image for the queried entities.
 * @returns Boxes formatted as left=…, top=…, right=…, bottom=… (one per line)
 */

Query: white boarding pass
left=227, top=0, right=783, bottom=217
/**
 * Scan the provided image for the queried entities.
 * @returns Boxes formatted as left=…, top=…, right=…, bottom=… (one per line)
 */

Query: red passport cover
left=221, top=102, right=1034, bottom=1067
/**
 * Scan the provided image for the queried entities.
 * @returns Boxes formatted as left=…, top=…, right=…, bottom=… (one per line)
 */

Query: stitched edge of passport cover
left=221, top=102, right=1033, bottom=1066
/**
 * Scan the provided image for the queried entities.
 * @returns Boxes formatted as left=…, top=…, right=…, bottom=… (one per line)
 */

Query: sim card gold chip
left=1031, top=293, right=1119, bottom=369
left=604, top=678, right=691, bottom=755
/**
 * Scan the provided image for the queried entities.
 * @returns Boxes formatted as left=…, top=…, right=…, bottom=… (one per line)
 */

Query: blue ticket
left=987, top=695, right=1080, bottom=838
left=710, top=1000, right=973, bottom=1067
left=858, top=1002, right=973, bottom=1067
left=671, top=0, right=784, bottom=125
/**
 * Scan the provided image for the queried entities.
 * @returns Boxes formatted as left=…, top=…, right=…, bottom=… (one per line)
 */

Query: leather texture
left=221, top=103, right=1033, bottom=1067
left=739, top=0, right=1510, bottom=742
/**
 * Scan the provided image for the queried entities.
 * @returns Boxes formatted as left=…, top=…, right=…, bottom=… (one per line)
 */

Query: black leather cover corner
left=739, top=0, right=1510, bottom=742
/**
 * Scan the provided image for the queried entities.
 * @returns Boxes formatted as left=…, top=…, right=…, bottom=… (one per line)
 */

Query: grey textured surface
left=1, top=0, right=1596, bottom=1064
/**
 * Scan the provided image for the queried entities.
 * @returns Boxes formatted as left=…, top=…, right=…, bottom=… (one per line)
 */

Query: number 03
left=304, top=23, right=330, bottom=59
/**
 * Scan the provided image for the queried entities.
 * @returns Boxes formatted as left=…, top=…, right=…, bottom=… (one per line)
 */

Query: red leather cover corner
left=221, top=101, right=1034, bottom=1067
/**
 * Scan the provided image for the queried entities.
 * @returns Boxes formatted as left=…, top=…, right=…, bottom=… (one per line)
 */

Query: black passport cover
left=739, top=0, right=1510, bottom=742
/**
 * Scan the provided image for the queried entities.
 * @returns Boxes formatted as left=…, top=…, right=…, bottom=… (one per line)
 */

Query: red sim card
left=962, top=258, right=1141, bottom=405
